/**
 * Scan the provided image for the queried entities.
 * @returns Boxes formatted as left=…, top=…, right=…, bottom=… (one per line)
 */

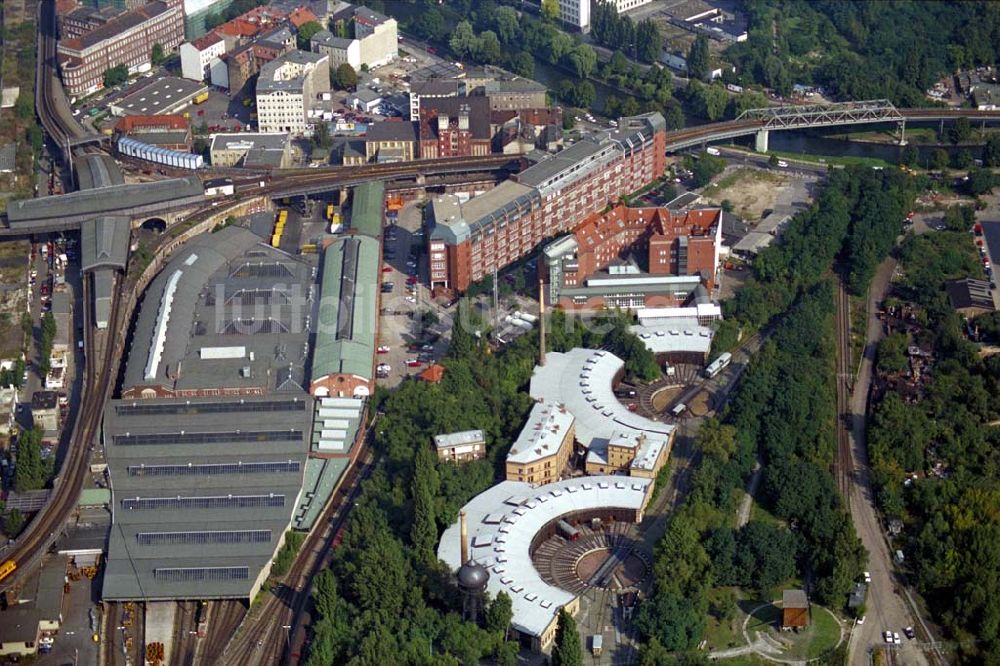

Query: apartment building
left=434, top=430, right=486, bottom=463
left=179, top=31, right=226, bottom=81
left=58, top=0, right=185, bottom=97
left=255, top=50, right=329, bottom=134
left=315, top=6, right=397, bottom=71
left=427, top=112, right=667, bottom=294
left=557, top=0, right=591, bottom=31
left=505, top=401, right=575, bottom=485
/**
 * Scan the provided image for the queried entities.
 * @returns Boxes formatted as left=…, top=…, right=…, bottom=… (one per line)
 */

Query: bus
left=671, top=403, right=687, bottom=418
left=0, top=559, right=16, bottom=583
left=704, top=352, right=732, bottom=378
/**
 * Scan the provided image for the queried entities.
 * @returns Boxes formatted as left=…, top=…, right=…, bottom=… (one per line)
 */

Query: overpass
left=0, top=155, right=519, bottom=235
left=664, top=101, right=1000, bottom=152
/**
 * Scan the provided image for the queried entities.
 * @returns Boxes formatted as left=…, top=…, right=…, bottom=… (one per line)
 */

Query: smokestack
left=460, top=510, right=469, bottom=564
left=538, top=274, right=546, bottom=367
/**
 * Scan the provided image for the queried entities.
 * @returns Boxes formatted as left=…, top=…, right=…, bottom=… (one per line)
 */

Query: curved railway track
left=220, top=447, right=376, bottom=666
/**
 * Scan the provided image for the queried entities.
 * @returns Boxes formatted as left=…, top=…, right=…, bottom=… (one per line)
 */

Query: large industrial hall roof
left=121, top=226, right=314, bottom=395
left=438, top=476, right=652, bottom=640
left=102, top=394, right=312, bottom=600
left=530, top=349, right=675, bottom=449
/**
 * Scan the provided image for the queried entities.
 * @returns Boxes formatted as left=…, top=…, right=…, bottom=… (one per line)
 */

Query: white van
left=706, top=147, right=721, bottom=156
left=776, top=160, right=789, bottom=168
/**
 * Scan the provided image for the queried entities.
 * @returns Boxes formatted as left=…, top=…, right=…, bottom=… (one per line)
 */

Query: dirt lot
left=701, top=168, right=792, bottom=221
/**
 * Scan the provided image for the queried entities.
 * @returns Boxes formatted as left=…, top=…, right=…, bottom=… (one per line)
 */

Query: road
left=840, top=255, right=938, bottom=666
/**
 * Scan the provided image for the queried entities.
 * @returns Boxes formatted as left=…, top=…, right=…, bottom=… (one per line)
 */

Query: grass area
left=766, top=149, right=893, bottom=168
left=749, top=501, right=783, bottom=527
left=746, top=602, right=842, bottom=661
left=849, top=292, right=868, bottom=377
left=701, top=167, right=791, bottom=220
left=702, top=588, right=747, bottom=651
left=718, top=656, right=770, bottom=665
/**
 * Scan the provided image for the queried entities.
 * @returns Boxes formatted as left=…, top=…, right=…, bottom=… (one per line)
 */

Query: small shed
left=781, top=589, right=809, bottom=629
left=419, top=364, right=445, bottom=384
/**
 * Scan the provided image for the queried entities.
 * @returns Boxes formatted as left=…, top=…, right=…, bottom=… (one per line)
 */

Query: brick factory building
left=427, top=112, right=666, bottom=294
left=58, top=0, right=185, bottom=98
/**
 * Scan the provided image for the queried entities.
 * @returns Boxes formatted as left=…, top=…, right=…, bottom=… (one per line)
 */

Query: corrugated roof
left=6, top=176, right=205, bottom=224
left=102, top=394, right=311, bottom=600
left=349, top=181, right=384, bottom=237
left=437, top=476, right=652, bottom=640
left=81, top=216, right=130, bottom=271
left=313, top=236, right=379, bottom=383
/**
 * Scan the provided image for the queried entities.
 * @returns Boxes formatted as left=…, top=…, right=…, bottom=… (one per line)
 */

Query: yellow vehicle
left=0, top=560, right=16, bottom=583
left=326, top=203, right=334, bottom=220
left=193, top=91, right=209, bottom=105
left=271, top=232, right=282, bottom=248
left=300, top=244, right=318, bottom=254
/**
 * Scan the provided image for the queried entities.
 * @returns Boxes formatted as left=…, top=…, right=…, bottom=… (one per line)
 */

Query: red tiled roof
left=191, top=31, right=223, bottom=50
left=115, top=114, right=190, bottom=133
left=287, top=7, right=318, bottom=28
left=419, top=364, right=445, bottom=383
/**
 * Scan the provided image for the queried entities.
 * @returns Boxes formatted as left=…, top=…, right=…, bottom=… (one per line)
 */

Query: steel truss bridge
left=737, top=98, right=903, bottom=129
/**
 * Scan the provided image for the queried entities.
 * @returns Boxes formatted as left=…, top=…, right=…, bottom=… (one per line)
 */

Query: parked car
left=382, top=266, right=393, bottom=273
left=377, top=346, right=390, bottom=353
left=904, top=626, right=915, bottom=639
left=856, top=615, right=866, bottom=626
left=405, top=358, right=421, bottom=367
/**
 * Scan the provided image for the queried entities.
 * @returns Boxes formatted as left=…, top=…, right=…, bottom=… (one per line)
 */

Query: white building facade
left=255, top=51, right=329, bottom=135
left=179, top=33, right=226, bottom=81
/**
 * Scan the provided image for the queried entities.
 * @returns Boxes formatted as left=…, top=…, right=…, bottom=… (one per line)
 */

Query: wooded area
left=867, top=230, right=1000, bottom=659
left=726, top=1, right=1000, bottom=106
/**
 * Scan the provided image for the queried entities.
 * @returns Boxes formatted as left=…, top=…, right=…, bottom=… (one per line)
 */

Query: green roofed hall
left=348, top=181, right=384, bottom=237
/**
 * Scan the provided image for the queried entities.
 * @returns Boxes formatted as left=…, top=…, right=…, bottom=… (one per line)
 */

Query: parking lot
left=376, top=200, right=453, bottom=388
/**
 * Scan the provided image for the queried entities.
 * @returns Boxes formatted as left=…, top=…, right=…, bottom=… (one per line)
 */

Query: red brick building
left=57, top=0, right=185, bottom=98
left=428, top=113, right=666, bottom=294
left=418, top=96, right=492, bottom=159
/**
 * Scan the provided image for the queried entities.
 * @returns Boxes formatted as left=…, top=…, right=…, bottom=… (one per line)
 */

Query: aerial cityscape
left=0, top=0, right=999, bottom=664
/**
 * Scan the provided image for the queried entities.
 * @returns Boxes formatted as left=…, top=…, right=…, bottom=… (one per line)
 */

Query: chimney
left=458, top=104, right=470, bottom=131
left=460, top=510, right=469, bottom=564
left=438, top=114, right=449, bottom=132
left=538, top=274, right=546, bottom=367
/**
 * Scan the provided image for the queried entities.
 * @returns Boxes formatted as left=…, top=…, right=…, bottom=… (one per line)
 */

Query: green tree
left=296, top=20, right=324, bottom=50
left=689, top=81, right=728, bottom=121
left=565, top=44, right=597, bottom=79
left=409, top=445, right=439, bottom=564
left=151, top=43, right=165, bottom=66
left=930, top=148, right=950, bottom=171
left=26, top=125, right=43, bottom=155
left=967, top=168, right=996, bottom=195
left=333, top=63, right=358, bottom=90
left=687, top=35, right=710, bottom=81
left=636, top=19, right=663, bottom=64
left=551, top=609, right=582, bottom=666
left=984, top=134, right=1000, bottom=167
left=621, top=96, right=640, bottom=116
left=4, top=508, right=24, bottom=537
left=697, top=418, right=737, bottom=461
left=875, top=332, right=908, bottom=373
left=103, top=64, right=128, bottom=88
left=485, top=590, right=512, bottom=637
left=450, top=21, right=477, bottom=60
left=541, top=0, right=559, bottom=22
left=313, top=121, right=331, bottom=149
left=510, top=51, right=534, bottom=78
left=14, top=427, right=46, bottom=492
left=493, top=6, right=520, bottom=44
left=475, top=30, right=503, bottom=64
left=13, top=93, right=34, bottom=121
left=949, top=117, right=972, bottom=144
left=900, top=143, right=919, bottom=167
left=953, top=148, right=973, bottom=169
left=412, top=8, right=445, bottom=41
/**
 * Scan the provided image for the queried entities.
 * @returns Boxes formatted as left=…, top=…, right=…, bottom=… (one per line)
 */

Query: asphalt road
left=844, top=238, right=938, bottom=665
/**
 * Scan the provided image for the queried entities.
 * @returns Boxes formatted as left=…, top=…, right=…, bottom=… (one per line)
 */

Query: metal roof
left=437, top=476, right=652, bottom=640
left=102, top=394, right=311, bottom=600
left=76, top=154, right=125, bottom=189
left=81, top=216, right=130, bottom=271
left=6, top=176, right=205, bottom=225
left=434, top=429, right=485, bottom=449
left=111, top=77, right=208, bottom=116
left=507, top=402, right=573, bottom=464
left=348, top=181, right=384, bottom=237
left=121, top=226, right=315, bottom=394
left=530, top=349, right=675, bottom=449
left=629, top=319, right=713, bottom=355
left=313, top=236, right=379, bottom=383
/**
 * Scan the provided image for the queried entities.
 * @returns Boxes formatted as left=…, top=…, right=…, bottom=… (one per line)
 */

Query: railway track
left=834, top=280, right=853, bottom=498
left=220, top=446, right=376, bottom=665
